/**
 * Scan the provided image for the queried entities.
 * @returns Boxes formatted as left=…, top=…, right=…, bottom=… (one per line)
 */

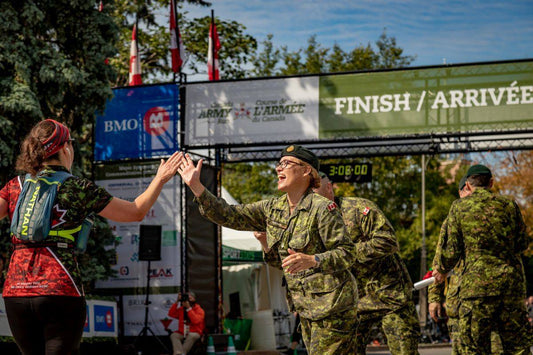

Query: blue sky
left=181, top=0, right=532, bottom=70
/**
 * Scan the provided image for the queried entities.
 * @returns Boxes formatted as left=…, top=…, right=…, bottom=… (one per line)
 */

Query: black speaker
left=139, top=225, right=162, bottom=261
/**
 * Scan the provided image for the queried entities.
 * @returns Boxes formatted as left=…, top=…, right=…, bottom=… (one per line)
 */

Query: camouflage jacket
left=434, top=188, right=528, bottom=299
left=429, top=218, right=463, bottom=318
left=196, top=188, right=358, bottom=321
left=337, top=197, right=413, bottom=315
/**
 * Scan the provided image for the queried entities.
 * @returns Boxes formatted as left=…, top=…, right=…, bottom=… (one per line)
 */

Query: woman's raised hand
left=155, top=151, right=181, bottom=184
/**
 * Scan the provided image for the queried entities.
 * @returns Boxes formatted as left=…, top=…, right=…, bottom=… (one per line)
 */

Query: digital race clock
left=320, top=162, right=372, bottom=183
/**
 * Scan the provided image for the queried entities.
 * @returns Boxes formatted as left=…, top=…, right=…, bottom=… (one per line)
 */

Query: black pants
left=4, top=296, right=86, bottom=355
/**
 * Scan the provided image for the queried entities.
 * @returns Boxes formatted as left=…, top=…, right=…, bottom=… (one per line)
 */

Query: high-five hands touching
left=155, top=151, right=182, bottom=184
left=176, top=152, right=206, bottom=197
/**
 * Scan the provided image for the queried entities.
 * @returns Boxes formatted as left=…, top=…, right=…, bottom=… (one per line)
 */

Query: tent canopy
left=221, top=187, right=263, bottom=261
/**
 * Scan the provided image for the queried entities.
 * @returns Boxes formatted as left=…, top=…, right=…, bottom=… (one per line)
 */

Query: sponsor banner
left=92, top=301, right=118, bottom=337
left=319, top=61, right=533, bottom=138
left=122, top=293, right=177, bottom=336
left=222, top=245, right=263, bottom=262
left=95, top=161, right=181, bottom=289
left=185, top=77, right=319, bottom=146
left=82, top=300, right=118, bottom=338
left=0, top=297, right=117, bottom=338
left=83, top=304, right=92, bottom=337
left=95, top=84, right=179, bottom=161
left=183, top=61, right=532, bottom=147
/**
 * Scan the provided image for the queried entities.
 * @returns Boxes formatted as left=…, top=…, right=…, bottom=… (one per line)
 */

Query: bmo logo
left=93, top=304, right=116, bottom=333
left=144, top=107, right=170, bottom=136
left=102, top=106, right=170, bottom=136
left=104, top=118, right=138, bottom=132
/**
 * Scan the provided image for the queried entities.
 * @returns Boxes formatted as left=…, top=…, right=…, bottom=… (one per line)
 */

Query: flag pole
left=172, top=0, right=179, bottom=82
left=211, top=9, right=215, bottom=81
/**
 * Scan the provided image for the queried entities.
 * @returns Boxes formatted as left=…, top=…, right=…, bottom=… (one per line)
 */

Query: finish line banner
left=95, top=84, right=179, bottom=161
left=184, top=61, right=533, bottom=146
left=185, top=77, right=319, bottom=146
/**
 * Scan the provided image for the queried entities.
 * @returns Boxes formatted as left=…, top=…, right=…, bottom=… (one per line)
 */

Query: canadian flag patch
left=362, top=207, right=370, bottom=215
left=327, top=202, right=338, bottom=211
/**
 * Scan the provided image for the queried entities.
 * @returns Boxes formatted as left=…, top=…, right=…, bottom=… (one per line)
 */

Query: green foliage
left=109, top=0, right=255, bottom=83
left=251, top=29, right=416, bottom=77
left=78, top=216, right=119, bottom=293
left=182, top=16, right=257, bottom=80
left=250, top=34, right=280, bottom=78
left=221, top=162, right=279, bottom=203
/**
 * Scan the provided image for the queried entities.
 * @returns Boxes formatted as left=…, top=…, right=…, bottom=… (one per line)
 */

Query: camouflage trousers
left=448, top=317, right=461, bottom=355
left=300, top=308, right=357, bottom=355
left=450, top=313, right=504, bottom=354
left=459, top=296, right=533, bottom=354
left=356, top=303, right=420, bottom=355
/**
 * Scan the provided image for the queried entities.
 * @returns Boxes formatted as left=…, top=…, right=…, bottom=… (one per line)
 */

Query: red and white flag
left=129, top=24, right=142, bottom=86
left=170, top=0, right=185, bottom=73
left=207, top=21, right=221, bottom=81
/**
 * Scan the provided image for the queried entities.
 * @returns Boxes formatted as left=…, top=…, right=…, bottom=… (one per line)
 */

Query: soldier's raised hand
left=176, top=152, right=205, bottom=197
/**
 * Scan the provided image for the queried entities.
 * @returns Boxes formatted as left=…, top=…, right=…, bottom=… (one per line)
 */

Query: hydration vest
left=10, top=170, right=93, bottom=252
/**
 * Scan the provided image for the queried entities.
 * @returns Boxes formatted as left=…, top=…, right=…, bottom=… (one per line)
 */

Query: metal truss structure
left=197, top=129, right=533, bottom=163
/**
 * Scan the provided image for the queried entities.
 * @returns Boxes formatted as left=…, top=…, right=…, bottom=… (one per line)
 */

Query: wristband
left=314, top=255, right=320, bottom=268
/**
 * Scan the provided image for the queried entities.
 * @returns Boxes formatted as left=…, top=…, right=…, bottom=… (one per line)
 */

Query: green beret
left=458, top=175, right=467, bottom=191
left=281, top=145, right=319, bottom=171
left=466, top=164, right=492, bottom=178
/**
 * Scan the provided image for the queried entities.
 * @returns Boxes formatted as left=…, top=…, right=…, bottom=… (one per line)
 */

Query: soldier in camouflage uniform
left=433, top=164, right=533, bottom=354
left=176, top=146, right=358, bottom=355
left=315, top=172, right=420, bottom=355
left=429, top=175, right=469, bottom=354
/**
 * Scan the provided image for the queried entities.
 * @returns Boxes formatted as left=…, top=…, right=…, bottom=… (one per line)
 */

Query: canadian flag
left=129, top=24, right=142, bottom=86
left=170, top=0, right=185, bottom=73
left=207, top=21, right=221, bottom=81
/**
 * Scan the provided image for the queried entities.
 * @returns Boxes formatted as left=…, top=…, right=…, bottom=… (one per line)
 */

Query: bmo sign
left=144, top=107, right=170, bottom=136
left=95, top=84, right=179, bottom=161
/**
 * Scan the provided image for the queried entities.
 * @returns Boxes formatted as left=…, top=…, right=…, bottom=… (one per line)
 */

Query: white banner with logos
left=0, top=297, right=117, bottom=338
left=95, top=162, right=181, bottom=289
left=83, top=299, right=118, bottom=338
left=122, top=293, right=178, bottom=336
left=185, top=77, right=319, bottom=146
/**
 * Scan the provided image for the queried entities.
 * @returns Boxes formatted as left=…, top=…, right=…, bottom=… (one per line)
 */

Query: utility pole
left=419, top=154, right=428, bottom=329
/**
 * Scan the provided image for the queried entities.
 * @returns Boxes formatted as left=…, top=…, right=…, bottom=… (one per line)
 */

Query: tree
left=109, top=0, right=256, bottom=84
left=221, top=162, right=279, bottom=204
left=250, top=29, right=416, bottom=77
left=250, top=34, right=280, bottom=78
left=0, top=0, right=120, bottom=292
left=181, top=16, right=257, bottom=80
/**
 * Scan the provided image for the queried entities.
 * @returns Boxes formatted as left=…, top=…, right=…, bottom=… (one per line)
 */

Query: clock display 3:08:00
left=328, top=164, right=368, bottom=176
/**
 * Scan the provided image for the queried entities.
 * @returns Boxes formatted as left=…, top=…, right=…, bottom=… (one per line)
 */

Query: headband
left=41, top=119, right=71, bottom=158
